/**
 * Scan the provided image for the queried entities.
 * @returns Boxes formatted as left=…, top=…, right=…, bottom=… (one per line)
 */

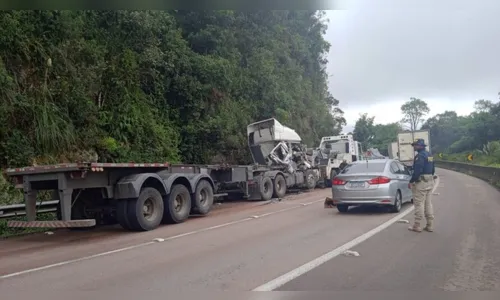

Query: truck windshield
left=340, top=162, right=386, bottom=174
left=322, top=140, right=347, bottom=153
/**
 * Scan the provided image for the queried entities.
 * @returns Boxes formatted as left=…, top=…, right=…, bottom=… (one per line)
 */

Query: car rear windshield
left=340, top=162, right=386, bottom=174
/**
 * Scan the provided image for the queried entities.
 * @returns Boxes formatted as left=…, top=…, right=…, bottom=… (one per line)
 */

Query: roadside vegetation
left=0, top=10, right=346, bottom=205
left=352, top=97, right=500, bottom=167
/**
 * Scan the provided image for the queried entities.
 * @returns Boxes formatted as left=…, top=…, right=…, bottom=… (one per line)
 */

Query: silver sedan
left=328, top=159, right=413, bottom=213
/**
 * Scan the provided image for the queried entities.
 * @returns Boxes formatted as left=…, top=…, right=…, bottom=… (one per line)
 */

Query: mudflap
left=324, top=197, right=336, bottom=208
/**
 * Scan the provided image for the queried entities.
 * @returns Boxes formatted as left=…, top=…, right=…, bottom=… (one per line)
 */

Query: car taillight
left=332, top=178, right=346, bottom=185
left=368, top=176, right=391, bottom=184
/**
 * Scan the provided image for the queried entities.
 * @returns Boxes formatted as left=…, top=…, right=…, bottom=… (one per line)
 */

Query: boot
left=408, top=222, right=422, bottom=232
left=424, top=220, right=434, bottom=232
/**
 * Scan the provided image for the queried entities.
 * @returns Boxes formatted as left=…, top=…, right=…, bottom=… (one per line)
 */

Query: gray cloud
left=324, top=0, right=500, bottom=127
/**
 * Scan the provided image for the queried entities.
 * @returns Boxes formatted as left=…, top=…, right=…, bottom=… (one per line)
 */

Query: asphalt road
left=0, top=168, right=499, bottom=298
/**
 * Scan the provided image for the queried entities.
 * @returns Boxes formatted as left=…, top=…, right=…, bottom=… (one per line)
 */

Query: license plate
left=349, top=181, right=365, bottom=188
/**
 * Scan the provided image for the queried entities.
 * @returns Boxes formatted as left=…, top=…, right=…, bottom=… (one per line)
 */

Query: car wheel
left=337, top=204, right=349, bottom=213
left=391, top=191, right=402, bottom=213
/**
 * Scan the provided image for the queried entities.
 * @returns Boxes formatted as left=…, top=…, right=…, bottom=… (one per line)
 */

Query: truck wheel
left=272, top=174, right=287, bottom=198
left=304, top=169, right=317, bottom=190
left=259, top=177, right=274, bottom=201
left=126, top=187, right=164, bottom=231
left=163, top=184, right=192, bottom=224
left=116, top=199, right=132, bottom=230
left=192, top=180, right=214, bottom=215
left=56, top=197, right=96, bottom=231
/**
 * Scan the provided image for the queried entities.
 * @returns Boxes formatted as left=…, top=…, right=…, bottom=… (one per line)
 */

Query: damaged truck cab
left=247, top=118, right=319, bottom=197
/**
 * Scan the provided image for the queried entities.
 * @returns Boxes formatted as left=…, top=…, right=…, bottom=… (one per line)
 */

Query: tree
left=353, top=113, right=375, bottom=150
left=473, top=99, right=494, bottom=112
left=400, top=97, right=430, bottom=131
left=370, top=123, right=401, bottom=155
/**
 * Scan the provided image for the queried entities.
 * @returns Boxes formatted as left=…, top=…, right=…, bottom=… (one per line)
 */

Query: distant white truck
left=314, top=134, right=363, bottom=187
left=387, top=142, right=399, bottom=159
left=396, top=130, right=431, bottom=168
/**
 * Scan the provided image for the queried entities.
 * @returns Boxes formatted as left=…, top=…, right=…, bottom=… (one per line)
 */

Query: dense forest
left=353, top=97, right=500, bottom=167
left=0, top=10, right=347, bottom=205
left=0, top=10, right=345, bottom=169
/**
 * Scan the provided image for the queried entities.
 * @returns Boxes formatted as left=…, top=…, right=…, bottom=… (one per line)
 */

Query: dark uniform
left=408, top=139, right=435, bottom=232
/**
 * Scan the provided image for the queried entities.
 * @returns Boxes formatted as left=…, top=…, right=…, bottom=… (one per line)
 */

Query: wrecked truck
left=313, top=134, right=364, bottom=187
left=247, top=118, right=319, bottom=195
left=4, top=118, right=320, bottom=233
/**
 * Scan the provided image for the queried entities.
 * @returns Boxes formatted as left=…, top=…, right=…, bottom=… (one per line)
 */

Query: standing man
left=408, top=138, right=435, bottom=233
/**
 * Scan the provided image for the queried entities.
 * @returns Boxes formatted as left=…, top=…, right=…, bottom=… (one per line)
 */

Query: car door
left=389, top=162, right=405, bottom=194
left=397, top=162, right=412, bottom=202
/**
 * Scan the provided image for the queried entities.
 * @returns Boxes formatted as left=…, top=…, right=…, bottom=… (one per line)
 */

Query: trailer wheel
left=163, top=184, right=192, bottom=224
left=192, top=180, right=214, bottom=215
left=126, top=187, right=164, bottom=231
left=56, top=196, right=96, bottom=231
left=272, top=174, right=287, bottom=198
left=116, top=199, right=132, bottom=230
left=304, top=169, right=317, bottom=190
left=259, top=176, right=274, bottom=201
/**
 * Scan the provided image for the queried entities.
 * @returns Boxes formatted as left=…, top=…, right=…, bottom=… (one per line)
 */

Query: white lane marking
left=252, top=177, right=440, bottom=291
left=0, top=198, right=325, bottom=280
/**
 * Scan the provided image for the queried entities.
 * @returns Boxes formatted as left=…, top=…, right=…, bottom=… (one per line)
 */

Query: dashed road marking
left=0, top=197, right=325, bottom=280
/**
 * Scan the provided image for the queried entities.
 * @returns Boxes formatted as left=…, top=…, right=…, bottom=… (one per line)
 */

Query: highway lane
left=0, top=187, right=413, bottom=297
left=0, top=189, right=329, bottom=275
left=278, top=168, right=500, bottom=291
left=1, top=168, right=498, bottom=297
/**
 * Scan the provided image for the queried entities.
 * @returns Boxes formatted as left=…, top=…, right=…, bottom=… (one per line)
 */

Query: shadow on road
left=332, top=203, right=413, bottom=216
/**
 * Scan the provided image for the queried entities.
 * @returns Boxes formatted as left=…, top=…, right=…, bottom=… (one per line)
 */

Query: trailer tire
left=126, top=187, right=164, bottom=231
left=163, top=184, right=192, bottom=224
left=56, top=197, right=96, bottom=231
left=192, top=180, right=214, bottom=215
left=259, top=177, right=274, bottom=201
left=116, top=199, right=132, bottom=230
left=272, top=174, right=287, bottom=198
left=304, top=169, right=317, bottom=190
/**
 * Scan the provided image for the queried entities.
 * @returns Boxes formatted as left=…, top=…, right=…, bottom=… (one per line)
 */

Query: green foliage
left=401, top=97, right=430, bottom=131
left=353, top=113, right=375, bottom=150
left=0, top=10, right=344, bottom=204
left=353, top=113, right=401, bottom=155
left=422, top=99, right=500, bottom=167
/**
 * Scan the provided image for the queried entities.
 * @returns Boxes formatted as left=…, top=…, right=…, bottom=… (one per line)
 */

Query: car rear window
left=340, top=162, right=387, bottom=174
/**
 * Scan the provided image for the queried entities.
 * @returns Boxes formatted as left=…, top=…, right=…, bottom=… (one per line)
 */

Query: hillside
left=0, top=10, right=345, bottom=170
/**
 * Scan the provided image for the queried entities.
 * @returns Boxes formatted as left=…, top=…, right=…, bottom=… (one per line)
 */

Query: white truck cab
left=315, top=134, right=363, bottom=187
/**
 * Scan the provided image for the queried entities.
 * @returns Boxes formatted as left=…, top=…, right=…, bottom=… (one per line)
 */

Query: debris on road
left=324, top=197, right=335, bottom=208
left=397, top=219, right=410, bottom=224
left=343, top=250, right=360, bottom=257
left=153, top=238, right=165, bottom=242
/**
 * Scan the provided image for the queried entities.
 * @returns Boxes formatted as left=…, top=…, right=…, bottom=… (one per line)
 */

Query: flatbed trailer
left=4, top=161, right=317, bottom=232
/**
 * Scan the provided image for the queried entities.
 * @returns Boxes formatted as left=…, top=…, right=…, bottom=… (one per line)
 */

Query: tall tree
left=400, top=97, right=430, bottom=131
left=353, top=113, right=375, bottom=150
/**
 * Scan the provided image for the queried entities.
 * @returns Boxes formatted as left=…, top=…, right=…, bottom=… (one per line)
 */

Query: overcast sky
left=324, top=0, right=500, bottom=133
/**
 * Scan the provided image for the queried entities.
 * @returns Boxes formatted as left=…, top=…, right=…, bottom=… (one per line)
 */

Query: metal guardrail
left=0, top=200, right=59, bottom=219
left=436, top=160, right=500, bottom=187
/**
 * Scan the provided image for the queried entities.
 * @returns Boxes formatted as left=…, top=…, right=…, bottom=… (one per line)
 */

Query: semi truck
left=396, top=129, right=431, bottom=167
left=313, top=134, right=363, bottom=187
left=387, top=142, right=398, bottom=159
left=4, top=118, right=319, bottom=232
